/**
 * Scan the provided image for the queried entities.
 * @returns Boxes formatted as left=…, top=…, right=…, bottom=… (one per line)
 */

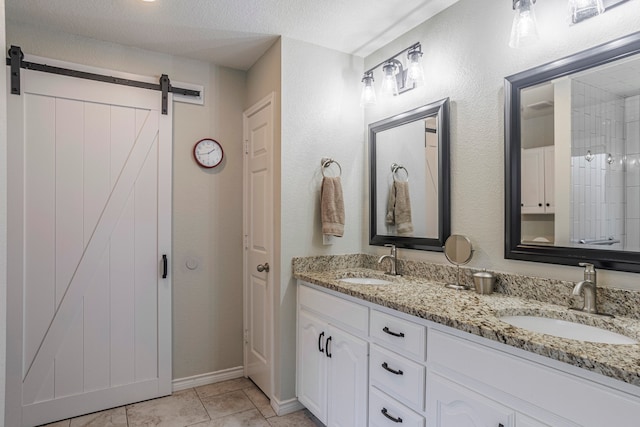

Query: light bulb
left=380, top=63, right=399, bottom=97
left=568, top=0, right=604, bottom=24
left=360, top=73, right=377, bottom=107
left=509, top=0, right=539, bottom=49
left=406, top=49, right=425, bottom=87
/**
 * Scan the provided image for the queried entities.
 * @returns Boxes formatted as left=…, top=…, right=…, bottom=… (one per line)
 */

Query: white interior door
left=6, top=67, right=172, bottom=427
left=243, top=93, right=274, bottom=399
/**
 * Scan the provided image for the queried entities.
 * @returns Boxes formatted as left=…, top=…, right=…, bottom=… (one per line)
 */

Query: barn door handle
left=162, top=254, right=168, bottom=279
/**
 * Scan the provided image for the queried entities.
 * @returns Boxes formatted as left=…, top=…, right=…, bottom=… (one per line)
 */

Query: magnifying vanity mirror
left=369, top=98, right=451, bottom=251
left=443, top=235, right=473, bottom=290
left=505, top=31, right=640, bottom=272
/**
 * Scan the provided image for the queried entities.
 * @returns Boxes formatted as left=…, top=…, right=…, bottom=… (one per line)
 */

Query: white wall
left=279, top=37, right=364, bottom=401
left=364, top=0, right=640, bottom=290
left=5, top=22, right=247, bottom=382
left=1, top=0, right=7, bottom=421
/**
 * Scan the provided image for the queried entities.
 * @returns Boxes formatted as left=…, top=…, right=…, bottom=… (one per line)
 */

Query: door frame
left=5, top=63, right=172, bottom=427
left=242, top=92, right=276, bottom=401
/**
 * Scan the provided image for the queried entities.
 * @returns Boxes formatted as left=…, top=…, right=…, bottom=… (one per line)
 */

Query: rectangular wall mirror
left=505, top=31, right=640, bottom=272
left=369, top=98, right=450, bottom=251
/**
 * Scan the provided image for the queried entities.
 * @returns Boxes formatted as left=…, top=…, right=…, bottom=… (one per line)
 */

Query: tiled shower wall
left=625, top=95, right=640, bottom=251
left=570, top=80, right=625, bottom=249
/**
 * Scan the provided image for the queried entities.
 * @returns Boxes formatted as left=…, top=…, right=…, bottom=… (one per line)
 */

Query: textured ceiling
left=5, top=0, right=459, bottom=70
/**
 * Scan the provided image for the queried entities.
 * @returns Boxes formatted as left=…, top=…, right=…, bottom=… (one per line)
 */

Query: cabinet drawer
left=370, top=344, right=425, bottom=412
left=370, top=309, right=426, bottom=361
left=298, top=284, right=368, bottom=335
left=370, top=386, right=425, bottom=427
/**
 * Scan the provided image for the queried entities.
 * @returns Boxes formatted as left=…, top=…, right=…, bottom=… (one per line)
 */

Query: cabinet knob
left=538, top=203, right=542, bottom=207
left=546, top=203, right=550, bottom=207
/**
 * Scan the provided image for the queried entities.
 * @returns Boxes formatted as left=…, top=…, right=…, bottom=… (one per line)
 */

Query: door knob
left=257, top=263, right=270, bottom=273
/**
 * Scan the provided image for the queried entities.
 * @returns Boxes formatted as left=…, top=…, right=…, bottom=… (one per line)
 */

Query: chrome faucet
left=378, top=244, right=399, bottom=275
left=572, top=262, right=598, bottom=314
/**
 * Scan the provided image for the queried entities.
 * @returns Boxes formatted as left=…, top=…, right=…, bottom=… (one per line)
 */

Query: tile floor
left=42, top=378, right=324, bottom=427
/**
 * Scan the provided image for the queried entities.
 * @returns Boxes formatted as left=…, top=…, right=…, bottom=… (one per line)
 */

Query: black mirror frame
left=505, top=31, right=640, bottom=272
left=369, top=98, right=451, bottom=251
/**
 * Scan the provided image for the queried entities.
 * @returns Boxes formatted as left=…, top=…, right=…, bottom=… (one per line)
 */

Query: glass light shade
left=509, top=0, right=539, bottom=48
left=360, top=74, right=377, bottom=107
left=380, top=63, right=399, bottom=97
left=568, top=0, right=604, bottom=24
left=406, top=50, right=425, bottom=87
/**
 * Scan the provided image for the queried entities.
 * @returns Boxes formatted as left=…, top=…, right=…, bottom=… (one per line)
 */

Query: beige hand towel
left=386, top=181, right=413, bottom=236
left=321, top=176, right=345, bottom=237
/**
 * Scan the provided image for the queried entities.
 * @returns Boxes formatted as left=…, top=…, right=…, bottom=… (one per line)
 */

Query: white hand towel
left=321, top=176, right=345, bottom=237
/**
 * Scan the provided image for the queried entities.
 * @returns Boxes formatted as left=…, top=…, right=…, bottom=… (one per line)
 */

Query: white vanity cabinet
left=296, top=281, right=640, bottom=427
left=297, top=285, right=369, bottom=426
left=521, top=146, right=554, bottom=214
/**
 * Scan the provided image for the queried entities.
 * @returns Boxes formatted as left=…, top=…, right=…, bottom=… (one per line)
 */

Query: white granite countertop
left=294, top=267, right=640, bottom=387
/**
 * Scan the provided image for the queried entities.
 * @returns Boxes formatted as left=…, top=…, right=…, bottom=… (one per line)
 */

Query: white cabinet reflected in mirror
left=369, top=98, right=450, bottom=251
left=505, top=31, right=640, bottom=272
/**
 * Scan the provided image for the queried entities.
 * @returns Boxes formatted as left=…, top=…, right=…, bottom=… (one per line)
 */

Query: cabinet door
left=521, top=148, right=545, bottom=214
left=297, top=309, right=328, bottom=424
left=543, top=146, right=554, bottom=213
left=428, top=374, right=514, bottom=427
left=327, top=325, right=369, bottom=427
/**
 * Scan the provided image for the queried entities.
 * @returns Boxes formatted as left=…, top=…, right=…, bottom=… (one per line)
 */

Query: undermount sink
left=499, top=315, right=637, bottom=345
left=338, top=277, right=393, bottom=285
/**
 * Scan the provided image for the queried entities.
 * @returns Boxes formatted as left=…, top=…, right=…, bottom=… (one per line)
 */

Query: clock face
left=193, top=138, right=223, bottom=168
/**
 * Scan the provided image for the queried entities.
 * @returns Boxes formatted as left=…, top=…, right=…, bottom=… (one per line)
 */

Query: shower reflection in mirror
left=519, top=55, right=640, bottom=251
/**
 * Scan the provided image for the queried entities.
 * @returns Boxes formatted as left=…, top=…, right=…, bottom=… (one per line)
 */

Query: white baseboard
left=271, top=396, right=305, bottom=416
left=172, top=366, right=244, bottom=392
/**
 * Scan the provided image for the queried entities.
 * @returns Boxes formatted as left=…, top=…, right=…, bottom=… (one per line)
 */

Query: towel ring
left=391, top=163, right=409, bottom=182
left=321, top=158, right=342, bottom=177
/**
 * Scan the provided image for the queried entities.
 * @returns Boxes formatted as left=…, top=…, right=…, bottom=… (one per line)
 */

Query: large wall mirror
left=369, top=98, right=450, bottom=251
left=505, top=31, right=640, bottom=272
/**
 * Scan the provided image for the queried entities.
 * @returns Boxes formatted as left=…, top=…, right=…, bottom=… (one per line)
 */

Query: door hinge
left=244, top=140, right=249, bottom=155
left=244, top=234, right=248, bottom=250
left=244, top=329, right=249, bottom=344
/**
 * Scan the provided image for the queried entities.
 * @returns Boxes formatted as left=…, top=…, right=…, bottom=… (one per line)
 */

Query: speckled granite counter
left=293, top=255, right=640, bottom=387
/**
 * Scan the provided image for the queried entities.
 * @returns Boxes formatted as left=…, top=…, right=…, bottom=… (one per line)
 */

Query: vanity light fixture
left=406, top=45, right=425, bottom=87
left=509, top=0, right=539, bottom=49
left=360, top=72, right=377, bottom=107
left=380, top=61, right=401, bottom=97
left=359, top=42, right=423, bottom=107
left=509, top=0, right=629, bottom=47
left=568, top=0, right=604, bottom=24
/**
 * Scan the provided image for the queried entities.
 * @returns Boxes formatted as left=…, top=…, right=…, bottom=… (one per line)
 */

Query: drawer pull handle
left=381, top=408, right=403, bottom=423
left=318, top=332, right=325, bottom=353
left=383, top=326, right=405, bottom=338
left=381, top=362, right=403, bottom=375
left=326, top=336, right=332, bottom=358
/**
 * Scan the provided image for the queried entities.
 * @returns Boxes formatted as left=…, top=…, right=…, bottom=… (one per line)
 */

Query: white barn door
left=6, top=68, right=172, bottom=427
